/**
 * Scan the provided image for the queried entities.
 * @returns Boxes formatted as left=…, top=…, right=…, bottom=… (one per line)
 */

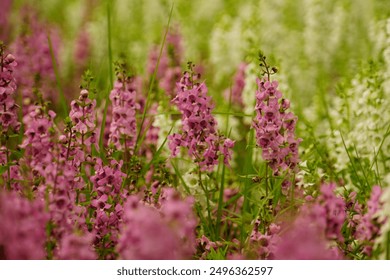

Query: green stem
left=386, top=231, right=390, bottom=260
left=198, top=168, right=213, bottom=238
left=134, top=3, right=174, bottom=154
left=47, top=34, right=68, bottom=116
left=240, top=129, right=255, bottom=244
left=98, top=0, right=114, bottom=158
left=265, top=163, right=269, bottom=197
left=5, top=144, right=11, bottom=191
left=215, top=164, right=226, bottom=238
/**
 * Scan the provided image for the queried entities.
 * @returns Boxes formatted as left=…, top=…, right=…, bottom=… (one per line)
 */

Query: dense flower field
left=1, top=0, right=390, bottom=260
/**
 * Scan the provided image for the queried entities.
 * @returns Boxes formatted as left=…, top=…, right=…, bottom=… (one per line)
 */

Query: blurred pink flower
left=118, top=189, right=197, bottom=260
left=0, top=192, right=49, bottom=259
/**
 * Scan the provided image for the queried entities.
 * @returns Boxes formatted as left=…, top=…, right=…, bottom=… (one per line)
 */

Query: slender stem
left=386, top=231, right=390, bottom=260
left=265, top=163, right=269, bottom=197
left=5, top=144, right=11, bottom=191
left=65, top=130, right=73, bottom=161
left=98, top=0, right=114, bottom=157
left=290, top=173, right=296, bottom=210
left=107, top=0, right=113, bottom=90
left=134, top=3, right=174, bottom=154
left=215, top=85, right=233, bottom=238
left=47, top=34, right=68, bottom=115
left=240, top=129, right=255, bottom=244
left=198, top=167, right=213, bottom=237
left=216, top=163, right=226, bottom=238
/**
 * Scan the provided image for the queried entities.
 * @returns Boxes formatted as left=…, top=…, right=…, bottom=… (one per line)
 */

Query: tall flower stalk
left=168, top=63, right=235, bottom=172
left=253, top=53, right=301, bottom=194
left=0, top=43, right=20, bottom=190
left=108, top=62, right=139, bottom=155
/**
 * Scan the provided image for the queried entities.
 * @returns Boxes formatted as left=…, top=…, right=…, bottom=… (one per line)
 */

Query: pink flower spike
left=168, top=68, right=234, bottom=171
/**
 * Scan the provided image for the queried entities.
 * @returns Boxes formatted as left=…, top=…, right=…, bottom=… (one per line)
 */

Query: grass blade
left=47, top=34, right=68, bottom=116
left=134, top=2, right=174, bottom=154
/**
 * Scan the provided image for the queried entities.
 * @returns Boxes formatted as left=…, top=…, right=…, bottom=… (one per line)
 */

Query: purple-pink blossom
left=118, top=189, right=197, bottom=260
left=147, top=29, right=183, bottom=97
left=20, top=106, right=56, bottom=180
left=317, top=183, right=347, bottom=242
left=0, top=192, right=49, bottom=259
left=355, top=186, right=385, bottom=256
left=253, top=79, right=301, bottom=176
left=168, top=70, right=234, bottom=171
left=11, top=9, right=60, bottom=113
left=108, top=76, right=139, bottom=152
left=0, top=45, right=20, bottom=134
left=90, top=158, right=126, bottom=258
left=249, top=220, right=281, bottom=259
left=273, top=213, right=343, bottom=260
left=57, top=232, right=96, bottom=260
left=224, top=62, right=246, bottom=107
left=67, top=88, right=97, bottom=169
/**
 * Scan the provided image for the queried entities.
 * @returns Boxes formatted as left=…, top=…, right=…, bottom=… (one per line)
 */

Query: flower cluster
left=270, top=183, right=346, bottom=259
left=224, top=62, right=247, bottom=107
left=20, top=106, right=56, bottom=179
left=117, top=188, right=196, bottom=260
left=108, top=74, right=139, bottom=152
left=0, top=146, right=22, bottom=191
left=47, top=160, right=81, bottom=240
left=11, top=10, right=60, bottom=112
left=248, top=221, right=281, bottom=259
left=197, top=235, right=223, bottom=259
left=0, top=192, right=49, bottom=259
left=68, top=88, right=97, bottom=168
left=273, top=212, right=342, bottom=260
left=168, top=69, right=235, bottom=171
left=328, top=61, right=389, bottom=188
left=147, top=30, right=183, bottom=97
left=2, top=2, right=389, bottom=261
left=70, top=89, right=96, bottom=136
left=57, top=232, right=96, bottom=260
left=0, top=0, right=12, bottom=41
left=351, top=186, right=385, bottom=256
left=253, top=78, right=301, bottom=175
left=90, top=159, right=126, bottom=258
left=0, top=45, right=20, bottom=134
left=0, top=45, right=21, bottom=190
left=316, top=183, right=347, bottom=242
left=159, top=31, right=183, bottom=97
left=73, top=29, right=91, bottom=69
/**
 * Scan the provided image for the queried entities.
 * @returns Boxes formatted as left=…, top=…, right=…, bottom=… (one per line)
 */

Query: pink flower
left=73, top=29, right=90, bottom=67
left=70, top=90, right=96, bottom=134
left=0, top=192, right=49, bottom=259
left=253, top=77, right=301, bottom=193
left=118, top=189, right=197, bottom=260
left=89, top=159, right=126, bottom=258
left=91, top=194, right=111, bottom=210
left=20, top=106, right=56, bottom=178
left=11, top=9, right=61, bottom=113
left=57, top=232, right=96, bottom=260
left=317, top=183, right=346, bottom=242
left=354, top=186, right=385, bottom=256
left=0, top=45, right=20, bottom=134
left=249, top=220, right=281, bottom=259
left=273, top=215, right=342, bottom=260
left=224, top=62, right=247, bottom=107
left=168, top=69, right=234, bottom=171
left=270, top=182, right=348, bottom=259
left=0, top=0, right=12, bottom=40
left=108, top=77, right=139, bottom=152
left=147, top=28, right=184, bottom=97
left=66, top=88, right=97, bottom=169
